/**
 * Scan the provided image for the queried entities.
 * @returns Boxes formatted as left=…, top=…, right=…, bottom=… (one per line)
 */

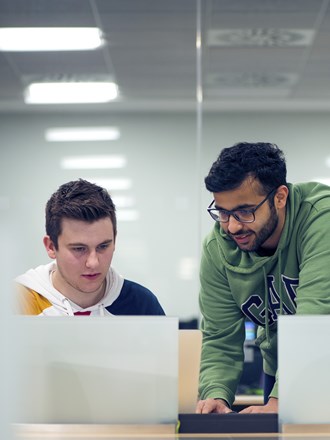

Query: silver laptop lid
left=12, top=316, right=178, bottom=424
left=278, top=315, right=330, bottom=426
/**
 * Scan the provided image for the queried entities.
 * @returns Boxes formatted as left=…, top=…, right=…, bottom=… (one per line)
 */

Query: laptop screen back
left=12, top=316, right=178, bottom=424
left=278, top=315, right=330, bottom=426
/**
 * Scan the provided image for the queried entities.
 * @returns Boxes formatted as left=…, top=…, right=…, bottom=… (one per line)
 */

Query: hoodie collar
left=15, top=262, right=124, bottom=316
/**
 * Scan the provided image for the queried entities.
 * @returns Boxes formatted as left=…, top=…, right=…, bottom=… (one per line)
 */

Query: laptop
left=178, top=329, right=202, bottom=413
left=278, top=315, right=330, bottom=426
left=11, top=316, right=178, bottom=425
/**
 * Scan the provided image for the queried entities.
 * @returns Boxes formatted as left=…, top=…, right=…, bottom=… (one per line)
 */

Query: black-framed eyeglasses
left=207, top=189, right=277, bottom=223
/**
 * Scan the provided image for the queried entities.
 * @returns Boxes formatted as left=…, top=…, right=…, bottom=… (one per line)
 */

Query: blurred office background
left=1, top=1, right=330, bottom=420
left=2, top=0, right=330, bottom=320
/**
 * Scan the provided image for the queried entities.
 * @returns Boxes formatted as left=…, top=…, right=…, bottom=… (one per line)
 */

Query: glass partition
left=0, top=2, right=202, bottom=434
left=0, top=2, right=201, bottom=322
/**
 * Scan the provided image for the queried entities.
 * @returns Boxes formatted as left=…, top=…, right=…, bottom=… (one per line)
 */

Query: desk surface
left=13, top=423, right=330, bottom=440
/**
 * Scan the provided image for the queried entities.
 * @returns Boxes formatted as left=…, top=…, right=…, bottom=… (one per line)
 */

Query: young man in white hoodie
left=15, top=179, right=165, bottom=316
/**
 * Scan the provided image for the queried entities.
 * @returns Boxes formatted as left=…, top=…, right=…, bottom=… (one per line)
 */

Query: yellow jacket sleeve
left=15, top=285, right=52, bottom=315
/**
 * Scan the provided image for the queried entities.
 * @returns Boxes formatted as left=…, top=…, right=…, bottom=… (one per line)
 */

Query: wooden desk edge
left=13, top=423, right=177, bottom=437
left=282, top=423, right=330, bottom=434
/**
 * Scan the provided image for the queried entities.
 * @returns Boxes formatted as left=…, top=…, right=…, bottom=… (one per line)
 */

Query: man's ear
left=43, top=235, right=57, bottom=260
left=275, top=185, right=289, bottom=209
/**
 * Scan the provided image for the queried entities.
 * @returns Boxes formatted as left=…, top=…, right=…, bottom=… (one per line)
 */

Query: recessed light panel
left=178, top=257, right=197, bottom=281
left=112, top=196, right=135, bottom=208
left=25, top=82, right=118, bottom=104
left=86, top=178, right=132, bottom=191
left=61, top=155, right=126, bottom=170
left=0, top=27, right=104, bottom=51
left=313, top=178, right=330, bottom=186
left=117, top=210, right=140, bottom=222
left=45, top=127, right=120, bottom=142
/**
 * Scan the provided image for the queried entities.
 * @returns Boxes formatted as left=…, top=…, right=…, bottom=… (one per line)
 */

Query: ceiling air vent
left=207, top=29, right=315, bottom=47
left=206, top=72, right=298, bottom=88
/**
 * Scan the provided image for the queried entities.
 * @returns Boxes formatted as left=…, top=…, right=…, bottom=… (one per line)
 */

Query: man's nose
left=86, top=251, right=99, bottom=268
left=227, top=215, right=244, bottom=234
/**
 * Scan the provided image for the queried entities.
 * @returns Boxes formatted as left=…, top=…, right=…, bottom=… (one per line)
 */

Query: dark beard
left=250, top=204, right=278, bottom=252
left=230, top=204, right=279, bottom=253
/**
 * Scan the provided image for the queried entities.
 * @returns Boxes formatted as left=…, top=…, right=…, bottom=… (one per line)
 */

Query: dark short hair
left=205, top=142, right=287, bottom=194
left=45, top=179, right=117, bottom=249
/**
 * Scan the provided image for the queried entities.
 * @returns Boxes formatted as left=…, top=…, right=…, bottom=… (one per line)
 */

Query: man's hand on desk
left=239, top=397, right=278, bottom=414
left=195, top=398, right=234, bottom=414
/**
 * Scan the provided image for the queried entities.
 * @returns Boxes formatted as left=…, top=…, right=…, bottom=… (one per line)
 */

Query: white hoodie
left=15, top=262, right=124, bottom=316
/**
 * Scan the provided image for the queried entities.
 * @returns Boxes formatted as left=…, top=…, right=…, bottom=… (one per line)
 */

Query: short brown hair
left=45, top=179, right=117, bottom=249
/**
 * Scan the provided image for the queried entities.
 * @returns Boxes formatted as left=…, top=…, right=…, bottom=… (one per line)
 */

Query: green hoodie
left=199, top=181, right=330, bottom=407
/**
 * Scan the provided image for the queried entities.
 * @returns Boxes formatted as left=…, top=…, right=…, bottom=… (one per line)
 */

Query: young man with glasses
left=196, top=142, right=330, bottom=414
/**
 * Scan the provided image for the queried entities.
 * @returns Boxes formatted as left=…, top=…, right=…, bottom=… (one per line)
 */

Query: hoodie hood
left=15, top=261, right=124, bottom=316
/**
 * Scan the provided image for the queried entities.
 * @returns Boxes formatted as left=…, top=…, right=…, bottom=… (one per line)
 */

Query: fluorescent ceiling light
left=117, top=210, right=140, bottom=222
left=0, top=27, right=103, bottom=51
left=45, top=127, right=120, bottom=142
left=112, top=196, right=135, bottom=208
left=61, top=155, right=126, bottom=170
left=25, top=82, right=118, bottom=104
left=178, top=257, right=197, bottom=281
left=86, top=178, right=132, bottom=191
left=313, top=177, right=330, bottom=186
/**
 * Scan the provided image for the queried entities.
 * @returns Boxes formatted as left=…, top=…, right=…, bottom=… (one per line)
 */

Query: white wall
left=2, top=110, right=330, bottom=320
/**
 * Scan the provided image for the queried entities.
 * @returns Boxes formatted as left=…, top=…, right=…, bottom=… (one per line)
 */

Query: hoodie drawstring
left=98, top=304, right=105, bottom=316
left=263, top=266, right=270, bottom=343
left=278, top=251, right=283, bottom=316
left=263, top=250, right=283, bottom=345
left=62, top=298, right=75, bottom=316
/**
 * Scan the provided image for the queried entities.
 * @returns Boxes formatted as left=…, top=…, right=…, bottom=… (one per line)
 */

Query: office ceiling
left=1, top=0, right=330, bottom=113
